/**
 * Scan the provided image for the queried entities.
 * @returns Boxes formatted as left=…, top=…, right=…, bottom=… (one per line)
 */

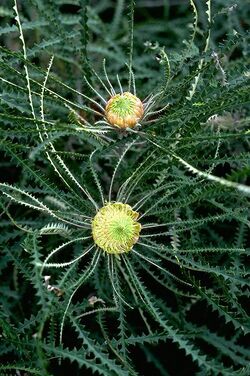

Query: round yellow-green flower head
left=105, top=92, right=144, bottom=129
left=91, top=202, right=141, bottom=254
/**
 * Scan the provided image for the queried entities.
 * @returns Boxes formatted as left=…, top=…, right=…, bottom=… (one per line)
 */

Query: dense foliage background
left=0, top=0, right=250, bottom=375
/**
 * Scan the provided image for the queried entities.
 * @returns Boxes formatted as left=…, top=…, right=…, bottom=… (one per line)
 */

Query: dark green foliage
left=0, top=0, right=250, bottom=375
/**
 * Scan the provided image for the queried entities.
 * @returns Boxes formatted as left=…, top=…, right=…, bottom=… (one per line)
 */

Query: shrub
left=0, top=1, right=249, bottom=375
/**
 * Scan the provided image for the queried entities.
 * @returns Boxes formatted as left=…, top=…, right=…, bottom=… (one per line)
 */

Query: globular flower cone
left=92, top=202, right=141, bottom=254
left=105, top=92, right=144, bottom=129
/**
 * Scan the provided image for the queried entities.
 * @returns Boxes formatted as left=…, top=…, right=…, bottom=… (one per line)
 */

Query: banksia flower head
left=92, top=202, right=141, bottom=253
left=71, top=59, right=169, bottom=137
left=105, top=92, right=144, bottom=129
